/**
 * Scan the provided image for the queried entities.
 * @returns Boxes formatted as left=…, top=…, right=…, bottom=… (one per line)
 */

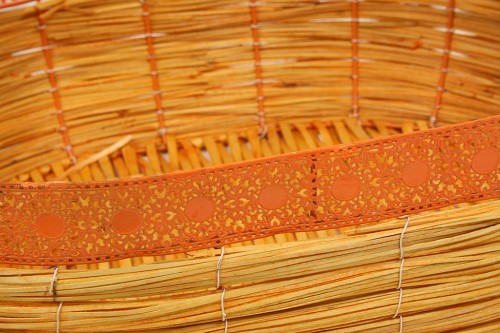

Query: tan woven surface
left=0, top=0, right=499, bottom=332
left=1, top=0, right=499, bottom=178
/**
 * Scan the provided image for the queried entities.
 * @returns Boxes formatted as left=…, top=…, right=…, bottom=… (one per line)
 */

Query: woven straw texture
left=0, top=0, right=499, bottom=332
left=1, top=0, right=499, bottom=179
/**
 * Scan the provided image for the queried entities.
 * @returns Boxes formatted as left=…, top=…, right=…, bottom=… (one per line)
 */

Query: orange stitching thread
left=140, top=0, right=167, bottom=148
left=249, top=0, right=266, bottom=135
left=350, top=0, right=360, bottom=119
left=430, top=0, right=455, bottom=128
left=36, top=5, right=76, bottom=164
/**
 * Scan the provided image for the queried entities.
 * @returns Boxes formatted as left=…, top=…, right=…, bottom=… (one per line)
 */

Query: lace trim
left=0, top=116, right=498, bottom=265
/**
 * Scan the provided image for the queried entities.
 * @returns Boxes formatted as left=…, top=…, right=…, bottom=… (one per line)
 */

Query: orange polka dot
left=111, top=209, right=143, bottom=234
left=259, top=185, right=288, bottom=209
left=332, top=176, right=361, bottom=201
left=35, top=213, right=66, bottom=238
left=471, top=147, right=498, bottom=175
left=402, top=160, right=430, bottom=187
left=185, top=197, right=215, bottom=222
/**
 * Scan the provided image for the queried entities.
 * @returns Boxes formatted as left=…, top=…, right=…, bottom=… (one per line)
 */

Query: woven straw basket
left=0, top=0, right=499, bottom=332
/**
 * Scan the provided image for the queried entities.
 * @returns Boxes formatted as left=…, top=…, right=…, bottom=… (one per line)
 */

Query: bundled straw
left=1, top=200, right=498, bottom=332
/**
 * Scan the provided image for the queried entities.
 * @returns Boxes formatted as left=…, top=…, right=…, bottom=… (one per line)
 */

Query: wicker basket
left=0, top=0, right=499, bottom=332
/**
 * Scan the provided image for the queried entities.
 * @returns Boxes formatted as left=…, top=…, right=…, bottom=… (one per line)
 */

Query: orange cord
left=140, top=1, right=167, bottom=148
left=36, top=5, right=76, bottom=164
left=249, top=0, right=266, bottom=135
left=430, top=0, right=455, bottom=128
left=351, top=0, right=360, bottom=119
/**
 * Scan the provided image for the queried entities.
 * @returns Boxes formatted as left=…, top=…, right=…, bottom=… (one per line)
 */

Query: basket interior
left=1, top=0, right=499, bottom=180
left=0, top=1, right=499, bottom=332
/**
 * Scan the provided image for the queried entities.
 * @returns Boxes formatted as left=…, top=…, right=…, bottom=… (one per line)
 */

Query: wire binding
left=258, top=124, right=268, bottom=140
left=49, top=266, right=59, bottom=299
left=56, top=302, right=63, bottom=333
left=397, top=258, right=405, bottom=290
left=394, top=287, right=403, bottom=318
left=398, top=215, right=410, bottom=259
left=221, top=287, right=227, bottom=321
left=216, top=246, right=225, bottom=289
left=393, top=215, right=410, bottom=330
left=216, top=247, right=228, bottom=331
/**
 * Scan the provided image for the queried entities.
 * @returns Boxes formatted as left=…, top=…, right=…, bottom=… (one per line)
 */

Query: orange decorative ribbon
left=1, top=116, right=499, bottom=265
